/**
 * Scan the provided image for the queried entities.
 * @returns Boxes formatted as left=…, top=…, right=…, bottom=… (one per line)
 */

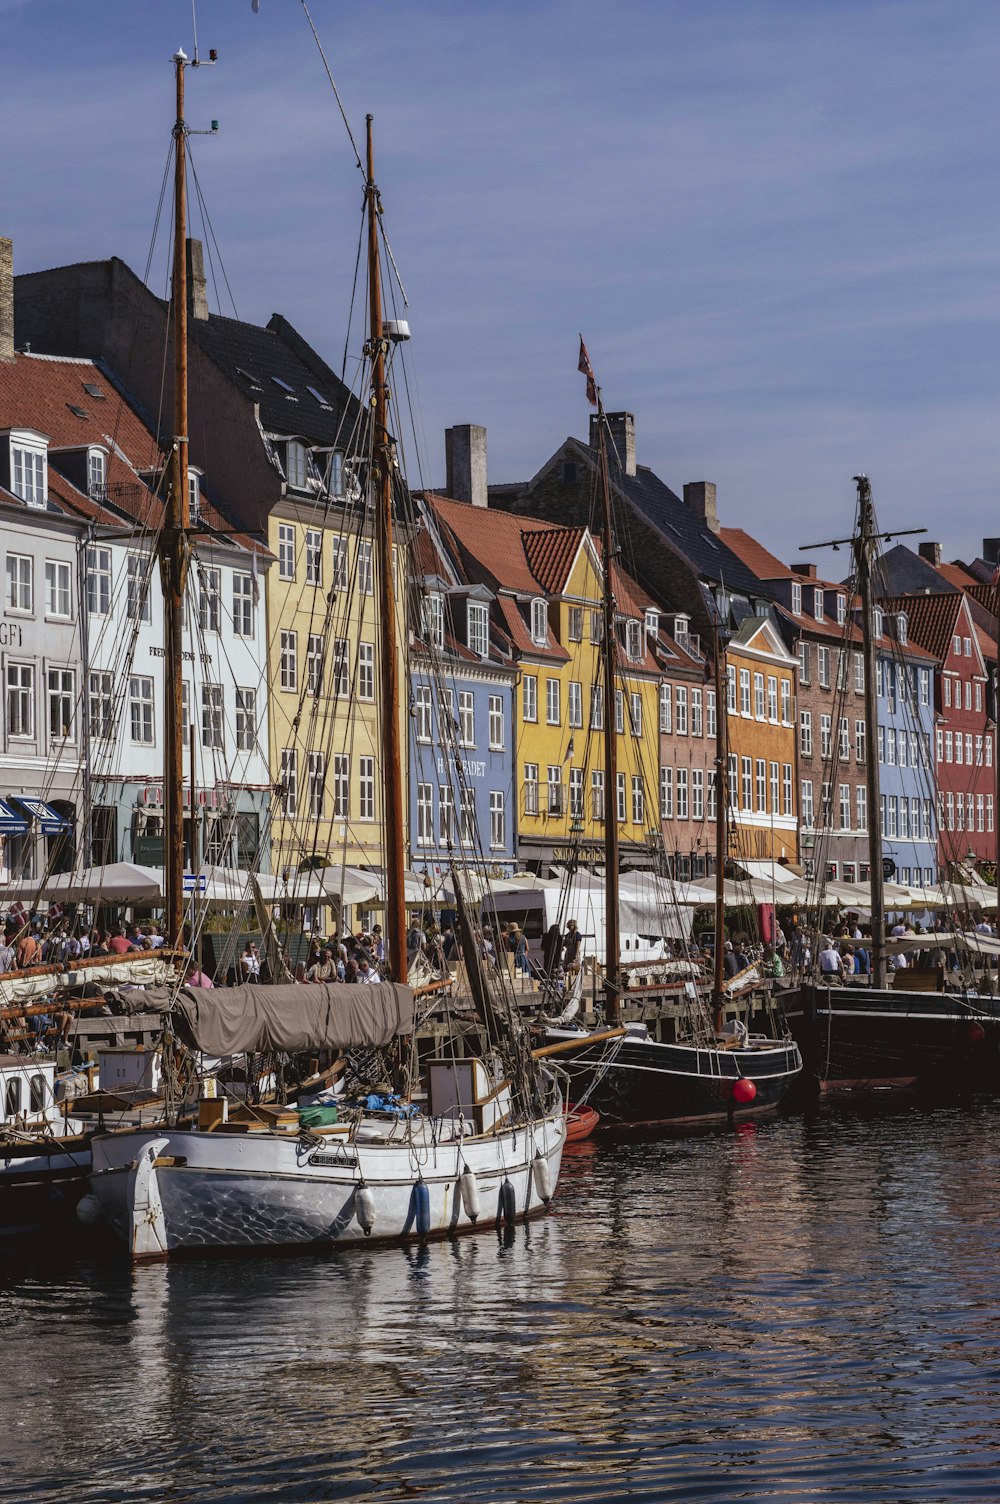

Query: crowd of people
left=0, top=908, right=168, bottom=973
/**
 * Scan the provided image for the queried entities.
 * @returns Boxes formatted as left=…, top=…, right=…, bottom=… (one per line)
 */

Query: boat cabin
left=0, top=1056, right=55, bottom=1127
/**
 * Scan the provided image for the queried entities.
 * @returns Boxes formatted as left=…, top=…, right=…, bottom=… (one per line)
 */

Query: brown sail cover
left=140, top=983, right=415, bottom=1054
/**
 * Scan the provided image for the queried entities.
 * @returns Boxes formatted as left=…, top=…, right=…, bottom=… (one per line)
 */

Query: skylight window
left=306, top=385, right=331, bottom=409
left=67, top=404, right=89, bottom=419
left=271, top=377, right=298, bottom=398
left=82, top=382, right=105, bottom=400
left=236, top=367, right=263, bottom=390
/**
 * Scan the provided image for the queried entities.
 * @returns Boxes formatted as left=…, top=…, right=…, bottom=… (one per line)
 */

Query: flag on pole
left=578, top=337, right=597, bottom=407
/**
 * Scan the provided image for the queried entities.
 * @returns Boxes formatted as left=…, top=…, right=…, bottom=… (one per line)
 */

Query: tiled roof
left=719, top=528, right=797, bottom=581
left=521, top=526, right=586, bottom=595
left=937, top=561, right=980, bottom=590
left=608, top=459, right=762, bottom=594
left=881, top=592, right=965, bottom=664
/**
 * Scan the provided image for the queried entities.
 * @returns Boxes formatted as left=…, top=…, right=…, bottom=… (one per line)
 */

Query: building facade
left=724, top=615, right=799, bottom=865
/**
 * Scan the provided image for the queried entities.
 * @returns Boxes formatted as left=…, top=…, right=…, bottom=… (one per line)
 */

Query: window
left=708, top=768, right=718, bottom=820
left=839, top=784, right=851, bottom=830
left=202, top=684, right=224, bottom=749
left=964, top=636, right=972, bottom=658
left=198, top=567, right=221, bottom=632
left=358, top=540, right=374, bottom=595
left=813, top=588, right=825, bottom=623
left=569, top=767, right=584, bottom=818
left=423, top=592, right=444, bottom=649
left=303, top=634, right=323, bottom=698
left=898, top=730, right=908, bottom=768
left=675, top=686, right=688, bottom=735
left=332, top=755, right=349, bottom=819
left=944, top=676, right=952, bottom=708
left=231, top=571, right=255, bottom=638
left=468, top=601, right=489, bottom=656
left=756, top=758, right=767, bottom=812
left=966, top=732, right=974, bottom=764
left=129, top=675, right=154, bottom=745
left=820, top=714, right=832, bottom=759
left=887, top=796, right=898, bottom=838
left=791, top=581, right=802, bottom=615
left=331, top=537, right=348, bottom=590
left=691, top=687, right=703, bottom=736
left=6, top=554, right=32, bottom=613
left=530, top=598, right=548, bottom=645
left=89, top=671, right=114, bottom=740
left=631, top=776, right=645, bottom=824
left=676, top=768, right=689, bottom=820
left=523, top=675, right=537, bottom=723
left=660, top=684, right=672, bottom=733
left=236, top=687, right=256, bottom=751
left=44, top=560, right=72, bottom=619
left=989, top=796, right=995, bottom=834
left=280, top=630, right=297, bottom=691
left=944, top=730, right=953, bottom=763
left=11, top=445, right=46, bottom=506
left=305, top=529, right=322, bottom=586
left=591, top=770, right=605, bottom=821
left=801, top=780, right=814, bottom=827
left=568, top=606, right=583, bottom=641
left=626, top=620, right=642, bottom=661
left=546, top=678, right=561, bottom=726
left=568, top=681, right=583, bottom=729
left=47, top=668, right=74, bottom=741
left=590, top=610, right=603, bottom=643
left=645, top=608, right=659, bottom=636
left=728, top=753, right=739, bottom=811
left=414, top=685, right=433, bottom=742
left=327, top=450, right=344, bottom=495
left=976, top=681, right=984, bottom=713
left=280, top=748, right=298, bottom=815
left=782, top=763, right=793, bottom=817
left=851, top=653, right=863, bottom=694
left=754, top=672, right=765, bottom=719
left=123, top=553, right=149, bottom=624
left=741, top=756, right=752, bottom=809
left=800, top=711, right=813, bottom=756
left=837, top=594, right=846, bottom=626
left=490, top=791, right=506, bottom=849
left=767, top=675, right=778, bottom=722
left=307, top=751, right=325, bottom=818
left=358, top=642, right=375, bottom=702
left=798, top=642, right=811, bottom=685
left=286, top=441, right=309, bottom=489
left=459, top=691, right=475, bottom=746
left=727, top=664, right=737, bottom=712
left=955, top=732, right=963, bottom=765
left=615, top=689, right=625, bottom=735
left=856, top=786, right=867, bottom=832
left=629, top=692, right=642, bottom=737
left=965, top=680, right=972, bottom=711
left=278, top=524, right=296, bottom=580
left=899, top=798, right=909, bottom=839
left=817, top=647, right=831, bottom=688
left=660, top=765, right=673, bottom=819
left=548, top=766, right=564, bottom=816
left=489, top=694, right=505, bottom=749
left=887, top=727, right=897, bottom=765
left=839, top=717, right=850, bottom=760
left=332, top=638, right=349, bottom=698
left=524, top=764, right=539, bottom=816
left=874, top=608, right=884, bottom=640
left=439, top=784, right=454, bottom=840
left=460, top=789, right=476, bottom=845
left=739, top=668, right=751, bottom=715
left=707, top=691, right=717, bottom=738
left=417, top=783, right=434, bottom=845
left=591, top=684, right=604, bottom=730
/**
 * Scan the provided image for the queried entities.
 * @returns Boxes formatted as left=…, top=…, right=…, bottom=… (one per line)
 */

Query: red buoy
left=732, top=1077, right=757, bottom=1104
left=968, top=1021, right=987, bottom=1044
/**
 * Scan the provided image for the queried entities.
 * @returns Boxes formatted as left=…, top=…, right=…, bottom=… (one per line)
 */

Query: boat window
left=5, top=1078, right=21, bottom=1116
left=30, top=1074, right=47, bottom=1112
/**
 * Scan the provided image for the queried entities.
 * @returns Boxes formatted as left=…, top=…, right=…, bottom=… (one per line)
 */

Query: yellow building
left=266, top=492, right=408, bottom=880
left=425, top=497, right=662, bottom=872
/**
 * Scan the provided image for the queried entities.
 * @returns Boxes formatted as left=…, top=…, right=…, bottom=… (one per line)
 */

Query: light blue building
left=875, top=611, right=938, bottom=889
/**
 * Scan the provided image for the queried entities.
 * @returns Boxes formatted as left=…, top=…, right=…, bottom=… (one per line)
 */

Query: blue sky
left=6, top=0, right=1000, bottom=571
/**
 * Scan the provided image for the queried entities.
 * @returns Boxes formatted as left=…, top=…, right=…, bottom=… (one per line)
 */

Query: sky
left=5, top=0, right=1000, bottom=576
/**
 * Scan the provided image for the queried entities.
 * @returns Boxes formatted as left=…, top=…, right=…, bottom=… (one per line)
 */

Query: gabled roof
left=719, top=528, right=797, bottom=582
left=882, top=592, right=974, bottom=667
left=879, top=543, right=958, bottom=596
left=521, top=526, right=588, bottom=596
left=937, top=561, right=980, bottom=591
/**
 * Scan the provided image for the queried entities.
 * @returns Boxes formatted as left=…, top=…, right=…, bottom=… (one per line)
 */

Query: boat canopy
left=158, top=982, right=416, bottom=1055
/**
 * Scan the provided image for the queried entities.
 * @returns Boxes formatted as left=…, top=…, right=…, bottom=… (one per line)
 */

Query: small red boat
left=564, top=1103, right=600, bottom=1142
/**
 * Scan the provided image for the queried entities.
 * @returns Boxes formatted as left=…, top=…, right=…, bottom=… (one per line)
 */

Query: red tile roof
left=882, top=593, right=966, bottom=665
left=521, top=526, right=587, bottom=595
left=719, top=527, right=797, bottom=581
left=937, top=561, right=980, bottom=590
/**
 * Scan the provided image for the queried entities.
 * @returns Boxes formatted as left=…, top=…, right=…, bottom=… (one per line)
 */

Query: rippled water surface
left=5, top=1102, right=1000, bottom=1503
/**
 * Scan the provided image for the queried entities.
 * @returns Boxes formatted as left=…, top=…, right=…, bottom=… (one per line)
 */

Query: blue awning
left=9, top=797, right=72, bottom=835
left=0, top=798, right=28, bottom=834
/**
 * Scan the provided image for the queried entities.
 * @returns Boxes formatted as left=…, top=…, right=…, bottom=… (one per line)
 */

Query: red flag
left=578, top=337, right=597, bottom=407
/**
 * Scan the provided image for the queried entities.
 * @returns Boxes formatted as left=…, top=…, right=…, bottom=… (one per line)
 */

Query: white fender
left=459, top=1164, right=480, bottom=1222
left=126, top=1137, right=171, bottom=1260
left=355, top=1181, right=376, bottom=1235
left=532, top=1153, right=553, bottom=1205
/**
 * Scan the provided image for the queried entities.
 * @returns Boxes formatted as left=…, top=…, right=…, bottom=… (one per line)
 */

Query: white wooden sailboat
left=87, top=66, right=565, bottom=1258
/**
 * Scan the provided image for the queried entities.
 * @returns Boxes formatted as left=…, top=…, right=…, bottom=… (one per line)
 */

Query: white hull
left=89, top=1106, right=566, bottom=1259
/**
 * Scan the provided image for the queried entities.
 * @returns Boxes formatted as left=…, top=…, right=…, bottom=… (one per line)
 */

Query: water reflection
left=3, top=1105, right=1000, bottom=1503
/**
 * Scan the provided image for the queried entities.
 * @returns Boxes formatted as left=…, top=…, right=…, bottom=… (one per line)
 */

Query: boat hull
left=88, top=1109, right=566, bottom=1259
left=0, top=1134, right=92, bottom=1237
left=782, top=983, right=1000, bottom=1093
left=550, top=1030, right=803, bottom=1133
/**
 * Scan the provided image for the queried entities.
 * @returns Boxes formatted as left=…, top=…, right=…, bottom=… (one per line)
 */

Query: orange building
left=724, top=616, right=798, bottom=864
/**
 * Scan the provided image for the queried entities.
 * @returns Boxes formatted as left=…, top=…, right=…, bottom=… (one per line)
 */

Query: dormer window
left=328, top=450, right=344, bottom=497
left=896, top=612, right=908, bottom=646
left=837, top=594, right=846, bottom=626
left=673, top=614, right=689, bottom=642
left=286, top=441, right=308, bottom=490
left=423, top=592, right=444, bottom=650
left=188, top=469, right=202, bottom=523
left=9, top=430, right=49, bottom=508
left=791, top=581, right=802, bottom=616
left=626, top=620, right=642, bottom=661
left=813, top=587, right=824, bottom=623
left=87, top=449, right=106, bottom=499
left=467, top=601, right=489, bottom=658
left=874, top=608, right=884, bottom=640
left=530, top=598, right=548, bottom=645
left=645, top=608, right=659, bottom=636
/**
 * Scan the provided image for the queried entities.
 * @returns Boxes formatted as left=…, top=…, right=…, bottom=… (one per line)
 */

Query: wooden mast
left=595, top=401, right=621, bottom=1027
left=162, top=49, right=193, bottom=950
left=712, top=627, right=728, bottom=1029
left=365, top=116, right=407, bottom=984
left=854, top=474, right=887, bottom=990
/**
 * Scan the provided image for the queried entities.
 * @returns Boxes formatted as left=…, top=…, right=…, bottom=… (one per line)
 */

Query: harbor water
left=4, top=1100, right=1000, bottom=1504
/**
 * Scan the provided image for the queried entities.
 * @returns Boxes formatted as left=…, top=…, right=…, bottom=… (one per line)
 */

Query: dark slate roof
left=189, top=311, right=365, bottom=449
left=606, top=457, right=762, bottom=595
left=877, top=543, right=958, bottom=597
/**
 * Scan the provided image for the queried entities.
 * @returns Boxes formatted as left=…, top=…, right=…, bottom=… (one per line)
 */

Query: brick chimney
left=590, top=411, right=636, bottom=477
left=0, top=237, right=14, bottom=362
left=791, top=562, right=817, bottom=579
left=918, top=541, right=942, bottom=566
left=683, top=481, right=719, bottom=535
left=186, top=238, right=209, bottom=321
left=983, top=538, right=1000, bottom=566
left=446, top=424, right=488, bottom=507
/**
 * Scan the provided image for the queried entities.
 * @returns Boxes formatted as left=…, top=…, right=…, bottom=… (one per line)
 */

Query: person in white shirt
left=819, top=943, right=844, bottom=977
